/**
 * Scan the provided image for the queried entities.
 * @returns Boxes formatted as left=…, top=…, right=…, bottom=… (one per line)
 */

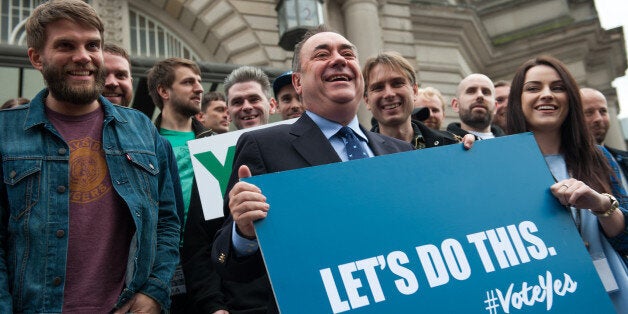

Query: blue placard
left=247, top=133, right=615, bottom=313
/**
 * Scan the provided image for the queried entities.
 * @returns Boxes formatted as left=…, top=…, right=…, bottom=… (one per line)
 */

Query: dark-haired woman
left=507, top=55, right=628, bottom=311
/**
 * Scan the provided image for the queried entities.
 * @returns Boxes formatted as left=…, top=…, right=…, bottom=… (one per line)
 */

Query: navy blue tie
left=338, top=126, right=368, bottom=160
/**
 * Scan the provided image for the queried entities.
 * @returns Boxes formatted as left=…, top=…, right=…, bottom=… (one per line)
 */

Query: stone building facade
left=1, top=0, right=625, bottom=147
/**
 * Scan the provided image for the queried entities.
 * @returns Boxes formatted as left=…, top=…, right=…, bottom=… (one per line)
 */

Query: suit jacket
left=211, top=113, right=413, bottom=313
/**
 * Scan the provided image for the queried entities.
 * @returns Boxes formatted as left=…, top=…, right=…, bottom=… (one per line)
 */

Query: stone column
left=91, top=0, right=131, bottom=50
left=340, top=0, right=383, bottom=125
left=607, top=102, right=627, bottom=150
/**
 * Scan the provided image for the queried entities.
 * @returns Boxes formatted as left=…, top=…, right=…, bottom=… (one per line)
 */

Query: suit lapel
left=290, top=114, right=342, bottom=166
left=364, top=128, right=393, bottom=156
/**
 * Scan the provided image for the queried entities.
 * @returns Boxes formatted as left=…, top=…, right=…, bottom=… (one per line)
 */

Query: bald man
left=581, top=87, right=628, bottom=181
left=447, top=73, right=505, bottom=139
left=581, top=87, right=610, bottom=145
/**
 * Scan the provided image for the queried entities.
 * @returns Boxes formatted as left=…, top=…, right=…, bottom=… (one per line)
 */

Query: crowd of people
left=0, top=0, right=627, bottom=313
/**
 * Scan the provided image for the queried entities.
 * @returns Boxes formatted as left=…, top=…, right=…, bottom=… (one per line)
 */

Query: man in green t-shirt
left=147, top=58, right=224, bottom=314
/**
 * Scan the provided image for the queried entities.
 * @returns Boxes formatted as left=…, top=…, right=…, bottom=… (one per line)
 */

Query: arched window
left=0, top=1, right=205, bottom=107
left=129, top=9, right=199, bottom=61
left=0, top=0, right=43, bottom=45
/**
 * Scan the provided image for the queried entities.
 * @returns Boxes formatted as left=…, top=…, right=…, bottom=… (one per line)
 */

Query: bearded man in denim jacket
left=0, top=1, right=179, bottom=313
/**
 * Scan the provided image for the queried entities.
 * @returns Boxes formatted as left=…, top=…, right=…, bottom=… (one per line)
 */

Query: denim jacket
left=600, top=145, right=628, bottom=254
left=0, top=89, right=180, bottom=313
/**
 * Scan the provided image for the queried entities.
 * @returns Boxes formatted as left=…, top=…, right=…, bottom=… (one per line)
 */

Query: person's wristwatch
left=590, top=193, right=619, bottom=217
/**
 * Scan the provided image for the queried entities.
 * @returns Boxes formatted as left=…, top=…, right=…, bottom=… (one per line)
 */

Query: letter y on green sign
left=193, top=145, right=236, bottom=196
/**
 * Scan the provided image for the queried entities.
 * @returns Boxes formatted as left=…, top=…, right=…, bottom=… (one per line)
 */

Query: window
left=130, top=10, right=200, bottom=60
left=0, top=0, right=43, bottom=45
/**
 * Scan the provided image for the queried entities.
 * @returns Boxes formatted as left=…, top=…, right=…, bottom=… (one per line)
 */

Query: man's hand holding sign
left=229, top=165, right=268, bottom=239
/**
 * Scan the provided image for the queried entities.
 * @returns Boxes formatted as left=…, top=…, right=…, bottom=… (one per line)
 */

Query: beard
left=43, top=62, right=105, bottom=105
left=118, top=97, right=131, bottom=107
left=591, top=123, right=608, bottom=145
left=170, top=93, right=201, bottom=117
left=103, top=86, right=132, bottom=107
left=460, top=105, right=492, bottom=130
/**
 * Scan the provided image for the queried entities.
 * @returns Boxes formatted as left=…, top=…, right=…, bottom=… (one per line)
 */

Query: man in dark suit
left=211, top=26, right=470, bottom=313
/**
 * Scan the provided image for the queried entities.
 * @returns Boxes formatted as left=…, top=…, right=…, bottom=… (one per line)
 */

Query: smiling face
left=103, top=52, right=133, bottom=106
left=165, top=66, right=203, bottom=117
left=521, top=65, right=569, bottom=135
left=227, top=80, right=273, bottom=129
left=28, top=19, right=105, bottom=114
left=293, top=32, right=363, bottom=125
left=365, top=64, right=416, bottom=128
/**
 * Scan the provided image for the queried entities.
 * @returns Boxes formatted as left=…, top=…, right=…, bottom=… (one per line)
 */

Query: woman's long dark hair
left=506, top=55, right=612, bottom=193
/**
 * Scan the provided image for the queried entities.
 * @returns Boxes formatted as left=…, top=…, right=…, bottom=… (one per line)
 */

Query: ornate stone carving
left=92, top=0, right=126, bottom=45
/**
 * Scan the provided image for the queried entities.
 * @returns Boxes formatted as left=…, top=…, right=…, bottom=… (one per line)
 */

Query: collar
left=154, top=112, right=214, bottom=138
left=305, top=111, right=368, bottom=142
left=467, top=130, right=495, bottom=140
left=24, top=88, right=127, bottom=130
left=410, top=121, right=426, bottom=149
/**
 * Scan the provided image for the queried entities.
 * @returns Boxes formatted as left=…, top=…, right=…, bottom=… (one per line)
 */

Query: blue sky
left=595, top=0, right=628, bottom=117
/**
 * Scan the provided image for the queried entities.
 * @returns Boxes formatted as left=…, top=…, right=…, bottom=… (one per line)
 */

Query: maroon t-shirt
left=47, top=106, right=134, bottom=313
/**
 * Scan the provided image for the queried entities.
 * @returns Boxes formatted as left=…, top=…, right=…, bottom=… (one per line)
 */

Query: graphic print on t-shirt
left=68, top=136, right=111, bottom=204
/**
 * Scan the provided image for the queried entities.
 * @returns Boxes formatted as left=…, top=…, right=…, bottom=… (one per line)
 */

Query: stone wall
left=99, top=0, right=626, bottom=146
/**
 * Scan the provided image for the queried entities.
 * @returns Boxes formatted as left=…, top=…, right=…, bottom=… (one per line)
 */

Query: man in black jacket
left=184, top=65, right=280, bottom=313
left=211, top=27, right=414, bottom=314
left=447, top=73, right=505, bottom=139
left=211, top=26, right=473, bottom=314
left=362, top=51, right=466, bottom=149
